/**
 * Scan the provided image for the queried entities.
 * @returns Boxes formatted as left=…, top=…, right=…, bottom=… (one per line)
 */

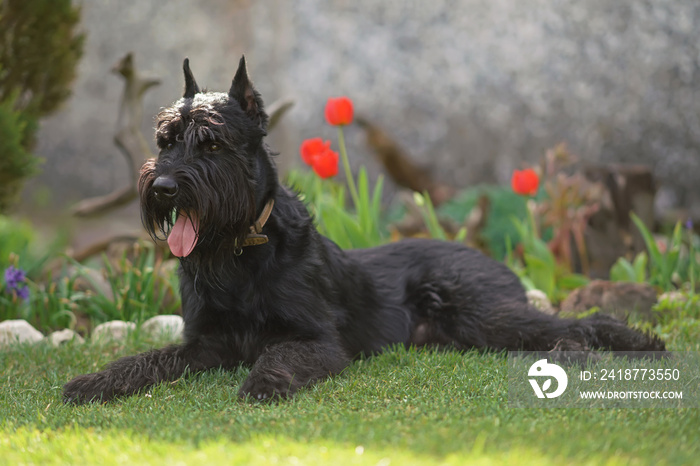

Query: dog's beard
left=154, top=206, right=251, bottom=259
left=139, top=156, right=258, bottom=259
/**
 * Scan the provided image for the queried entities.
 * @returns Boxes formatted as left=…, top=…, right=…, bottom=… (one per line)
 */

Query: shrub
left=0, top=96, right=37, bottom=212
left=0, top=0, right=84, bottom=117
left=0, top=0, right=84, bottom=212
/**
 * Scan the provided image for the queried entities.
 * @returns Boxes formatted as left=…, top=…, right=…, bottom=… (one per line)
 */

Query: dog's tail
left=510, top=306, right=666, bottom=352
left=568, top=312, right=665, bottom=352
left=452, top=301, right=666, bottom=353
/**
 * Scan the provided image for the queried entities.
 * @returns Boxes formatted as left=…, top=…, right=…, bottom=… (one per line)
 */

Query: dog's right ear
left=183, top=58, right=200, bottom=98
left=229, top=55, right=267, bottom=130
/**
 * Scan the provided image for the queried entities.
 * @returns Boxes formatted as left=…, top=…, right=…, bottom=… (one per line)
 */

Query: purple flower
left=686, top=218, right=694, bottom=231
left=15, top=285, right=29, bottom=301
left=3, top=266, right=29, bottom=301
left=4, top=266, right=26, bottom=289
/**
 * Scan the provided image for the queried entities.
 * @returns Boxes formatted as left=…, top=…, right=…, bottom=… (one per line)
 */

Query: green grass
left=1, top=326, right=699, bottom=465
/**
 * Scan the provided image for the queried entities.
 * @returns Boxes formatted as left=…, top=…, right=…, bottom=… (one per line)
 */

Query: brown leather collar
left=240, top=199, right=275, bottom=248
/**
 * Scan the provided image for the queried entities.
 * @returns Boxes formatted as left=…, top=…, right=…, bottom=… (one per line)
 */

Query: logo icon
left=528, top=359, right=568, bottom=398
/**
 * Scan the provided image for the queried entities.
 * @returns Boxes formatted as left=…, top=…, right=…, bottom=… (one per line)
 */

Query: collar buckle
left=240, top=199, right=274, bottom=249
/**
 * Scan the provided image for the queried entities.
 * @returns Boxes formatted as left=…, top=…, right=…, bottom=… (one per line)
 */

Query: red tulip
left=300, top=138, right=331, bottom=166
left=311, top=149, right=339, bottom=179
left=324, top=97, right=354, bottom=126
left=511, top=168, right=540, bottom=196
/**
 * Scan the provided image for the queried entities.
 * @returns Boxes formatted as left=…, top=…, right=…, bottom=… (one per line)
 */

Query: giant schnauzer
left=63, top=56, right=664, bottom=403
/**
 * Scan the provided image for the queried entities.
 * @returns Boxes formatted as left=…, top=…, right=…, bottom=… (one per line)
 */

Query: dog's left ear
left=229, top=55, right=267, bottom=130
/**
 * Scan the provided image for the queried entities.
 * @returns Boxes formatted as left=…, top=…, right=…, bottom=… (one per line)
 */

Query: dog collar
left=240, top=199, right=275, bottom=248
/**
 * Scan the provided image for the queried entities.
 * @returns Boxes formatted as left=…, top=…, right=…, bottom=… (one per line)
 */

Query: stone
left=658, top=291, right=688, bottom=305
left=46, top=329, right=85, bottom=346
left=526, top=289, right=555, bottom=315
left=0, top=319, right=44, bottom=346
left=141, top=315, right=184, bottom=339
left=560, top=280, right=658, bottom=323
left=92, top=320, right=136, bottom=341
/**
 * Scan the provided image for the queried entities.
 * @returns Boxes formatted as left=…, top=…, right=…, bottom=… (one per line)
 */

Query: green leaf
left=419, top=191, right=447, bottom=241
left=670, top=221, right=683, bottom=251
left=630, top=212, right=663, bottom=272
left=523, top=253, right=555, bottom=297
left=610, top=257, right=637, bottom=283
left=454, top=227, right=468, bottom=243
left=557, top=273, right=589, bottom=290
left=371, top=174, right=385, bottom=237
left=413, top=192, right=425, bottom=207
left=632, top=252, right=648, bottom=283
left=519, top=275, right=536, bottom=291
left=357, top=167, right=371, bottom=233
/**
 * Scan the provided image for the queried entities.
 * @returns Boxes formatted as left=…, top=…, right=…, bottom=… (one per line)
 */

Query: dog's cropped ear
left=183, top=58, right=200, bottom=98
left=230, top=55, right=267, bottom=130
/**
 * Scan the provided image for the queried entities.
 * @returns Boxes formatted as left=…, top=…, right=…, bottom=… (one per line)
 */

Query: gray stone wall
left=29, top=0, right=700, bottom=214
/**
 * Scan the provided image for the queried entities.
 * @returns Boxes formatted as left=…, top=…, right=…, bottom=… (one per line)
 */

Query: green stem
left=526, top=199, right=539, bottom=239
left=337, top=126, right=360, bottom=212
left=314, top=173, right=322, bottom=217
left=689, top=229, right=696, bottom=295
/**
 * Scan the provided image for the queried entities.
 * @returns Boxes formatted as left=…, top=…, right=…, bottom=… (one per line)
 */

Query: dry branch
left=356, top=116, right=454, bottom=206
left=72, top=53, right=159, bottom=217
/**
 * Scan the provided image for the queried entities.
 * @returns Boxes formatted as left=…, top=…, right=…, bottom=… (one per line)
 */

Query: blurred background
left=0, top=0, right=696, bottom=260
left=2, top=0, right=700, bottom=335
left=12, top=1, right=700, bottom=217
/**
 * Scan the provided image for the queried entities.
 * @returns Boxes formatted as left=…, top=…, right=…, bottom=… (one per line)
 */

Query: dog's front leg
left=238, top=340, right=350, bottom=400
left=63, top=340, right=224, bottom=404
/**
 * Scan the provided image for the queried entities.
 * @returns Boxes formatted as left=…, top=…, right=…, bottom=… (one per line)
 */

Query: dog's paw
left=238, top=370, right=297, bottom=401
left=63, top=371, right=119, bottom=404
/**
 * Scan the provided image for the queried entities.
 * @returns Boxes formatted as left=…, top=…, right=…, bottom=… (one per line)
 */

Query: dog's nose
left=152, top=176, right=179, bottom=198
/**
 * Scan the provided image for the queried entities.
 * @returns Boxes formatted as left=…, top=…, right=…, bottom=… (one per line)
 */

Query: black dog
left=63, top=57, right=664, bottom=403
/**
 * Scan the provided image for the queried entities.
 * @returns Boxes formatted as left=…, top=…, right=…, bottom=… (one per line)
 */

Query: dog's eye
left=157, top=139, right=173, bottom=152
left=207, top=142, right=222, bottom=153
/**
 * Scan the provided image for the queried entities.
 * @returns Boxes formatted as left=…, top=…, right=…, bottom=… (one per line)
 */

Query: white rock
left=659, top=291, right=687, bottom=304
left=527, top=289, right=555, bottom=315
left=0, top=319, right=44, bottom=345
left=92, top=320, right=136, bottom=341
left=141, top=315, right=184, bottom=339
left=46, top=329, right=85, bottom=346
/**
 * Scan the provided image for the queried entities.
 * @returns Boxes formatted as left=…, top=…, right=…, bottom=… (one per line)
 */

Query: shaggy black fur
left=63, top=56, right=664, bottom=403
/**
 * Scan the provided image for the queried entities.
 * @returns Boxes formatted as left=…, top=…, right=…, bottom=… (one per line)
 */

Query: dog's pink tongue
left=168, top=212, right=198, bottom=257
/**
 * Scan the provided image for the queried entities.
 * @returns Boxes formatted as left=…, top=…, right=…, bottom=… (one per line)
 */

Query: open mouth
left=167, top=210, right=199, bottom=257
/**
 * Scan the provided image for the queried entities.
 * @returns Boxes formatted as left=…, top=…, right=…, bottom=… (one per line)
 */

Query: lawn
left=1, top=329, right=698, bottom=465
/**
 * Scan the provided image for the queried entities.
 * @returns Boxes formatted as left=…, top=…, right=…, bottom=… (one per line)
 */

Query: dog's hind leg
left=238, top=339, right=350, bottom=400
left=63, top=339, right=227, bottom=404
